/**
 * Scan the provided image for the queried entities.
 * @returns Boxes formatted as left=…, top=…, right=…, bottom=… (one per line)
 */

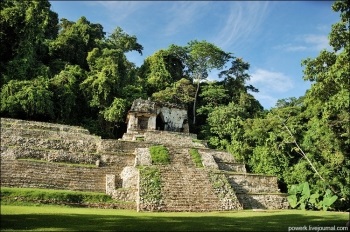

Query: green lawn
left=1, top=205, right=348, bottom=231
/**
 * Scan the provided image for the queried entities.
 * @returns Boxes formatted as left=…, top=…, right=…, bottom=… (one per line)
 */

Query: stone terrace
left=0, top=118, right=289, bottom=211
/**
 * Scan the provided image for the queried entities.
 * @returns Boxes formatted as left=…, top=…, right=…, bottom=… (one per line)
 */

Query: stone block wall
left=143, top=131, right=205, bottom=148
left=225, top=173, right=280, bottom=194
left=134, top=148, right=152, bottom=166
left=0, top=160, right=118, bottom=192
left=0, top=117, right=91, bottom=135
left=106, top=173, right=137, bottom=202
left=0, top=118, right=136, bottom=193
left=236, top=193, right=289, bottom=209
left=1, top=118, right=289, bottom=211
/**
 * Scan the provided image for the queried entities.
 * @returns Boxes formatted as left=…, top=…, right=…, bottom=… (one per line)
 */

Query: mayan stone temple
left=0, top=98, right=289, bottom=211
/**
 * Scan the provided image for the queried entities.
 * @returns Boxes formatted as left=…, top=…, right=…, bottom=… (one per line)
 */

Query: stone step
left=224, top=172, right=280, bottom=194
left=198, top=148, right=236, bottom=163
left=236, top=193, right=289, bottom=210
left=1, top=135, right=97, bottom=153
left=1, top=146, right=135, bottom=166
left=0, top=127, right=96, bottom=140
left=1, top=118, right=90, bottom=135
left=158, top=166, right=223, bottom=211
left=166, top=148, right=195, bottom=167
left=217, top=162, right=246, bottom=173
left=143, top=131, right=205, bottom=148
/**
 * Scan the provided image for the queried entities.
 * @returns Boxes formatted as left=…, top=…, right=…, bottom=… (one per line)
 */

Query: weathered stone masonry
left=1, top=103, right=289, bottom=211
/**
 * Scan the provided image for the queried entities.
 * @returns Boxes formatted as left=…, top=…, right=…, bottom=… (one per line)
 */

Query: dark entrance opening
left=156, top=113, right=165, bottom=130
left=181, top=119, right=189, bottom=133
left=138, top=116, right=149, bottom=130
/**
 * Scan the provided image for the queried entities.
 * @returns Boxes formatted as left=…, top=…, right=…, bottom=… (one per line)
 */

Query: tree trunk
left=193, top=79, right=200, bottom=125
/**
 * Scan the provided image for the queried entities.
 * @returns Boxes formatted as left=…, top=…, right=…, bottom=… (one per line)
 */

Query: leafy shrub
left=149, top=145, right=170, bottom=165
left=287, top=182, right=338, bottom=211
left=189, top=148, right=203, bottom=168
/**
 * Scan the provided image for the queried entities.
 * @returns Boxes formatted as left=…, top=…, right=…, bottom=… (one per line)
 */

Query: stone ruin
left=0, top=99, right=289, bottom=211
left=123, top=98, right=189, bottom=140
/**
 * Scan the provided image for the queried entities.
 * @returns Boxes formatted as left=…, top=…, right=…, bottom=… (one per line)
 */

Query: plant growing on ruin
left=189, top=148, right=203, bottom=168
left=287, top=182, right=338, bottom=211
left=149, top=145, right=170, bottom=165
left=138, top=167, right=163, bottom=211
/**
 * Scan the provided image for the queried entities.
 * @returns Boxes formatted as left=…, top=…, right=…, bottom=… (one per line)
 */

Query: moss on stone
left=189, top=148, right=204, bottom=168
left=149, top=145, right=170, bottom=165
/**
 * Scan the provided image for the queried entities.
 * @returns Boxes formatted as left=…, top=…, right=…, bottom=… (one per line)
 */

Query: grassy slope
left=1, top=205, right=348, bottom=231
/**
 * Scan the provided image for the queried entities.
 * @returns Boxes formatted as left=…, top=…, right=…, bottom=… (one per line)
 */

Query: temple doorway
left=138, top=116, right=149, bottom=130
left=156, top=113, right=165, bottom=130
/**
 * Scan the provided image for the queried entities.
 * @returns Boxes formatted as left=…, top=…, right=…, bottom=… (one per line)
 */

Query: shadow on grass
left=1, top=212, right=348, bottom=231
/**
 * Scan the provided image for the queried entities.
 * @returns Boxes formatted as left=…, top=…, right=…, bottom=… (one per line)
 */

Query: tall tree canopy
left=48, top=17, right=105, bottom=72
left=0, top=0, right=58, bottom=85
left=181, top=40, right=231, bottom=125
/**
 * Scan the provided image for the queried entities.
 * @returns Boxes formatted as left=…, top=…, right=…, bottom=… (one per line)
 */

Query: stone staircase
left=134, top=144, right=288, bottom=211
left=158, top=147, right=222, bottom=211
left=197, top=148, right=289, bottom=210
left=159, top=166, right=222, bottom=211
left=1, top=118, right=289, bottom=211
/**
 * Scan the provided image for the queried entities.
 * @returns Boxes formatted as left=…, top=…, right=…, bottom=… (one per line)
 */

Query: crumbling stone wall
left=125, top=98, right=188, bottom=133
left=0, top=118, right=137, bottom=192
left=226, top=173, right=280, bottom=194
left=236, top=193, right=289, bottom=209
left=157, top=106, right=187, bottom=132
left=106, top=173, right=138, bottom=202
left=0, top=160, right=117, bottom=192
left=134, top=148, right=152, bottom=166
left=1, top=117, right=288, bottom=211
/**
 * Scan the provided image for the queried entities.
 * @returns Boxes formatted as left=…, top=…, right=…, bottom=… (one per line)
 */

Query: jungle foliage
left=0, top=0, right=348, bottom=210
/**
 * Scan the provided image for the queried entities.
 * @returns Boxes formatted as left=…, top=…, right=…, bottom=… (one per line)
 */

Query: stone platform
left=0, top=118, right=289, bottom=211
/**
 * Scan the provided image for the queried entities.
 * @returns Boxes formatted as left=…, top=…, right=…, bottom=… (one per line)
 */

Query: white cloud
left=275, top=34, right=330, bottom=52
left=88, top=1, right=151, bottom=22
left=249, top=69, right=294, bottom=93
left=274, top=44, right=307, bottom=52
left=213, top=2, right=270, bottom=49
left=162, top=2, right=210, bottom=36
left=303, top=34, right=330, bottom=50
left=87, top=1, right=211, bottom=38
left=247, top=68, right=295, bottom=108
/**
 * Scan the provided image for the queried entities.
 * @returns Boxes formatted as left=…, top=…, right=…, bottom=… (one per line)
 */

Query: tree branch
left=276, top=115, right=325, bottom=181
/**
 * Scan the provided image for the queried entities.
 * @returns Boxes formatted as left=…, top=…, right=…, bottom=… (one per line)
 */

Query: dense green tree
left=48, top=17, right=105, bottom=72
left=79, top=28, right=143, bottom=137
left=298, top=1, right=349, bottom=209
left=139, top=49, right=185, bottom=95
left=197, top=81, right=228, bottom=116
left=152, top=78, right=195, bottom=105
left=204, top=91, right=263, bottom=150
left=185, top=40, right=231, bottom=125
left=196, top=56, right=262, bottom=141
left=49, top=65, right=87, bottom=123
left=1, top=77, right=54, bottom=120
left=105, top=27, right=143, bottom=54
left=219, top=57, right=259, bottom=101
left=0, top=0, right=59, bottom=85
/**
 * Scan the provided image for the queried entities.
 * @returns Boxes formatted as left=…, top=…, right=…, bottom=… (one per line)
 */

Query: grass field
left=1, top=205, right=349, bottom=231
